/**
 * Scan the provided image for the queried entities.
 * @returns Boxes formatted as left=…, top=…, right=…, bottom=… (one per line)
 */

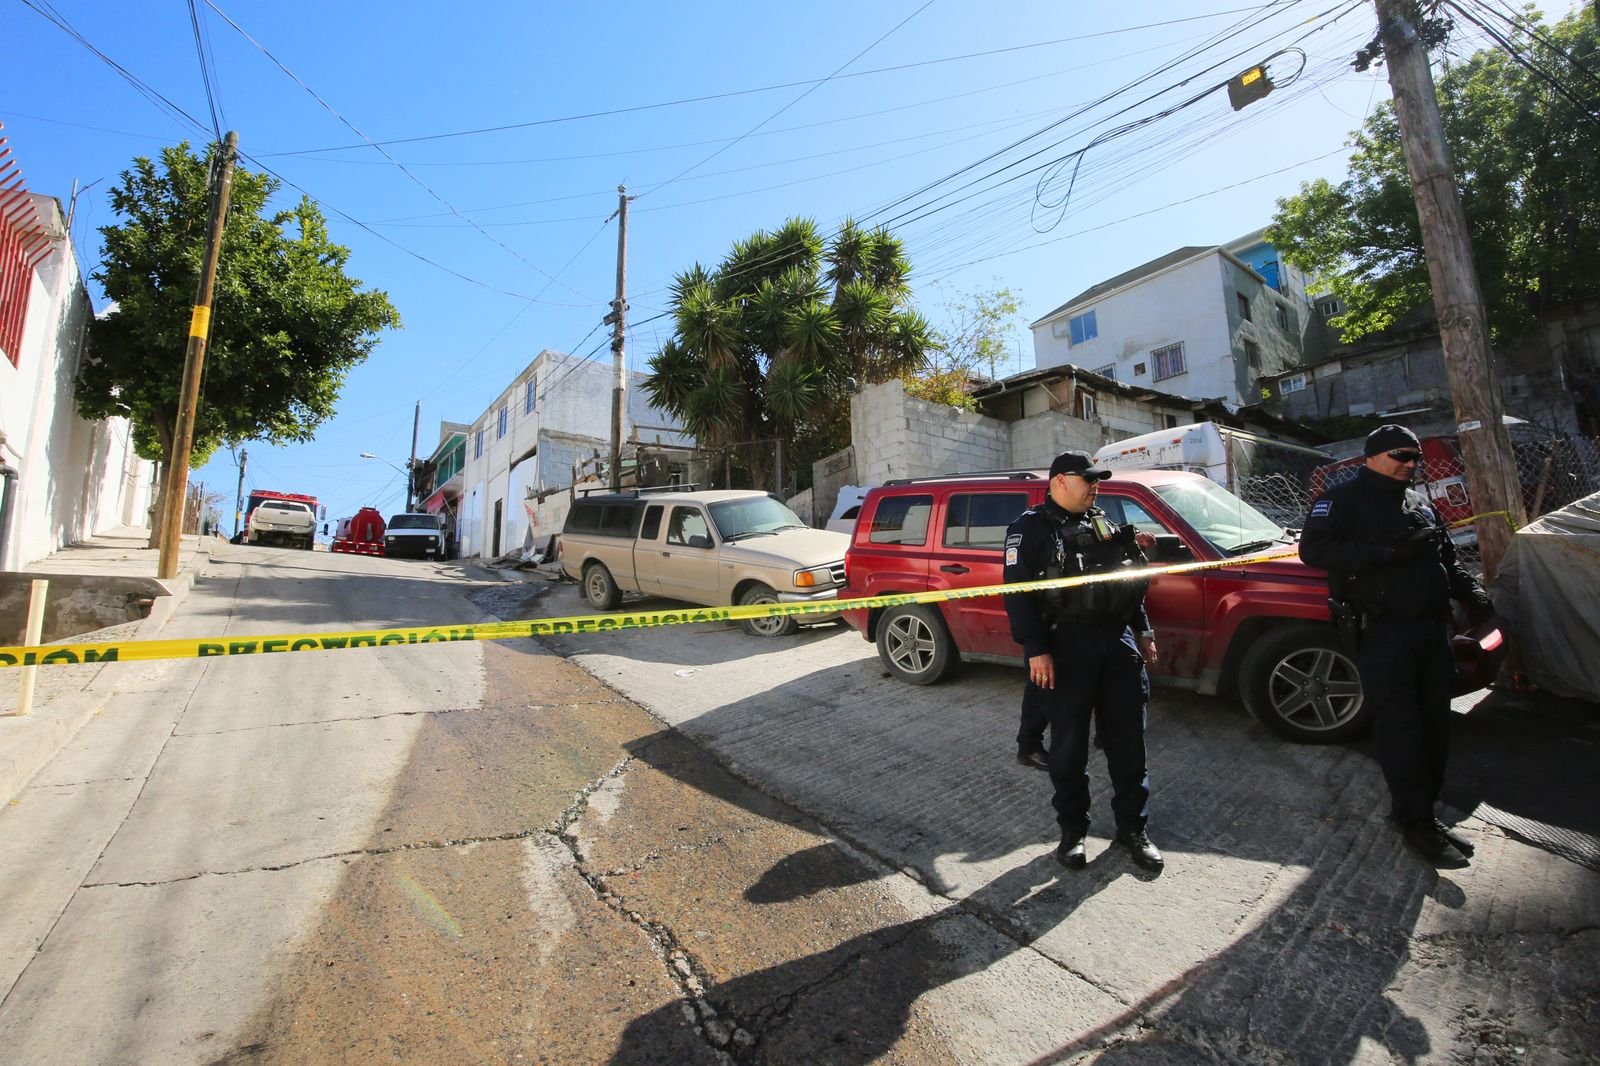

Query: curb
left=0, top=542, right=213, bottom=806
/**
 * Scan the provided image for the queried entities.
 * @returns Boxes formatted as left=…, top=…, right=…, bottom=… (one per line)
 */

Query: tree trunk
left=148, top=412, right=176, bottom=550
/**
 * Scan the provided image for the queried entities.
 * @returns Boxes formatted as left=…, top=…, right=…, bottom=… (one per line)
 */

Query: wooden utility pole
left=606, top=186, right=631, bottom=492
left=1375, top=2, right=1526, bottom=576
left=406, top=400, right=420, bottom=511
left=233, top=448, right=248, bottom=537
left=158, top=131, right=237, bottom=579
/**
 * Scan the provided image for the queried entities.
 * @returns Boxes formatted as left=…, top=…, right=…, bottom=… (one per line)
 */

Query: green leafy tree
left=1267, top=6, right=1600, bottom=344
left=904, top=285, right=1023, bottom=408
left=644, top=217, right=934, bottom=490
left=78, top=142, right=400, bottom=533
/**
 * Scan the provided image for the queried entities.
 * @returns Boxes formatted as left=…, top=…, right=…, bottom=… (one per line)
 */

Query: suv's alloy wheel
left=1239, top=624, right=1368, bottom=742
left=876, top=604, right=956, bottom=685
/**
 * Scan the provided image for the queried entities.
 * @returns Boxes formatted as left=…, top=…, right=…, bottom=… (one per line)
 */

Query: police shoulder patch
left=1310, top=500, right=1333, bottom=518
left=1005, top=547, right=1019, bottom=566
left=1005, top=532, right=1023, bottom=549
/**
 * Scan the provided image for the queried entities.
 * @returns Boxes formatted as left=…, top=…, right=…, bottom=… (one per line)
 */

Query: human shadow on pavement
left=605, top=716, right=1488, bottom=1065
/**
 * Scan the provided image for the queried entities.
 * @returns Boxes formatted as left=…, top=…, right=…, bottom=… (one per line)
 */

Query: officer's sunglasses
left=1387, top=449, right=1423, bottom=464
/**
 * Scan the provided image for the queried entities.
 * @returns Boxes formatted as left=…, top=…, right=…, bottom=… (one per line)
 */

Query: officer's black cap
left=1048, top=450, right=1112, bottom=481
left=1364, top=424, right=1421, bottom=456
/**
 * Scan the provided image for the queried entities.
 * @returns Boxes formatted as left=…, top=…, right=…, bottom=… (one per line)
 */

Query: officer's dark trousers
left=1045, top=622, right=1150, bottom=836
left=1017, top=680, right=1048, bottom=749
left=1356, top=616, right=1455, bottom=829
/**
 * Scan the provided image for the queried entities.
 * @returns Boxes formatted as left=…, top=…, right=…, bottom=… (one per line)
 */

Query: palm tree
left=644, top=218, right=934, bottom=493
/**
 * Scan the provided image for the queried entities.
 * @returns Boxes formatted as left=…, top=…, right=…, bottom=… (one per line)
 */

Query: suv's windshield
left=1152, top=479, right=1289, bottom=555
left=387, top=514, right=439, bottom=530
left=708, top=496, right=806, bottom=541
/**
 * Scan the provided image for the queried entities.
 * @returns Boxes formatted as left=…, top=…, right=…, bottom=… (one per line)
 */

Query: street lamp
left=360, top=452, right=414, bottom=510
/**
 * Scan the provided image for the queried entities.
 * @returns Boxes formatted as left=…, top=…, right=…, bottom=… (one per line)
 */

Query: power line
left=18, top=0, right=212, bottom=137
left=258, top=5, right=1285, bottom=158
left=637, top=0, right=938, bottom=200
left=202, top=0, right=602, bottom=303
left=185, top=0, right=225, bottom=142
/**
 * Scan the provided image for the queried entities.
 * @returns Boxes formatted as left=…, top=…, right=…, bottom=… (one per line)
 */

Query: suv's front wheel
left=876, top=604, right=956, bottom=685
left=1238, top=624, right=1368, bottom=742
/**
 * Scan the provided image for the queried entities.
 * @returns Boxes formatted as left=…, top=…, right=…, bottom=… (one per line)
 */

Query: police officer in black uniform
left=1004, top=451, right=1162, bottom=871
left=1299, top=424, right=1495, bottom=869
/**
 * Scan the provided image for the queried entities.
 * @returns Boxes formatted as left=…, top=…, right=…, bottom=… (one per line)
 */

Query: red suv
left=838, top=469, right=1503, bottom=743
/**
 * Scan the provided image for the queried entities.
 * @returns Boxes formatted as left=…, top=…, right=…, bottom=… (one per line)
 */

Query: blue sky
left=5, top=0, right=1577, bottom=526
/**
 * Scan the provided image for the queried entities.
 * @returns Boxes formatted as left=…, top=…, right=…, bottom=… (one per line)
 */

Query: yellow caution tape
left=0, top=546, right=1302, bottom=670
left=3, top=501, right=1514, bottom=671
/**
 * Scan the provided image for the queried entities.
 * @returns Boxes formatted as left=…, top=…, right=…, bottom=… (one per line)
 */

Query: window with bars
left=1151, top=342, right=1186, bottom=382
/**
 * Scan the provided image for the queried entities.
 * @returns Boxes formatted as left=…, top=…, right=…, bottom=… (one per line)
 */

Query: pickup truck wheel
left=1239, top=624, right=1369, bottom=743
left=739, top=584, right=798, bottom=637
left=582, top=563, right=623, bottom=611
left=876, top=604, right=956, bottom=685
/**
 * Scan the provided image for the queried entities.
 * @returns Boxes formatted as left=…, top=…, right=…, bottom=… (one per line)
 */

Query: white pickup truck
left=245, top=500, right=316, bottom=550
left=557, top=488, right=849, bottom=637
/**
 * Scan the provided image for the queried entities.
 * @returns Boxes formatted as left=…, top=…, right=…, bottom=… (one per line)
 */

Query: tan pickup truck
left=557, top=488, right=849, bottom=637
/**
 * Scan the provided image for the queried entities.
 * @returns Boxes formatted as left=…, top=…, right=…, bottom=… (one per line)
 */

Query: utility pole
left=407, top=400, right=420, bottom=511
left=605, top=186, right=631, bottom=492
left=158, top=131, right=237, bottom=579
left=1375, top=1, right=1526, bottom=577
left=233, top=448, right=248, bottom=537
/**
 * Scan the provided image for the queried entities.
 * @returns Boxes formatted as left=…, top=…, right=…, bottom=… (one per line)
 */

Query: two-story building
left=413, top=420, right=468, bottom=548
left=455, top=349, right=690, bottom=559
left=1028, top=229, right=1325, bottom=407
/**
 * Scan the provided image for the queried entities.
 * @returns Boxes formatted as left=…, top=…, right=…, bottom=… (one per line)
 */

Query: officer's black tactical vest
left=1040, top=506, right=1149, bottom=624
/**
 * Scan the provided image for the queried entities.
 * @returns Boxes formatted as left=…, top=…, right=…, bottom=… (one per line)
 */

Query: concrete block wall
left=1009, top=411, right=1103, bottom=470
left=851, top=381, right=1010, bottom=484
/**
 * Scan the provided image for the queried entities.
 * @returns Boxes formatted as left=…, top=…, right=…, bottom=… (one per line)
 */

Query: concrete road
left=2, top=549, right=1596, bottom=1064
left=522, top=577, right=1600, bottom=1064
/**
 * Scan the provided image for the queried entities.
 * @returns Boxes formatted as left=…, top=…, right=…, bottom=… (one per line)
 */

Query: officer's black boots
left=1055, top=832, right=1087, bottom=869
left=1434, top=819, right=1476, bottom=856
left=1404, top=821, right=1471, bottom=868
left=1017, top=742, right=1049, bottom=771
left=1117, top=829, right=1164, bottom=871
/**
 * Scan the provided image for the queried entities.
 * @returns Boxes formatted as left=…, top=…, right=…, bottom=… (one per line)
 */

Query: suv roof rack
left=881, top=470, right=1043, bottom=486
left=574, top=482, right=702, bottom=499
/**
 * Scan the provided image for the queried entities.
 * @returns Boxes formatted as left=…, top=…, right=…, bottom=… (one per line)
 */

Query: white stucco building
left=1028, top=230, right=1323, bottom=407
left=455, top=349, right=690, bottom=559
left=1, top=189, right=156, bottom=569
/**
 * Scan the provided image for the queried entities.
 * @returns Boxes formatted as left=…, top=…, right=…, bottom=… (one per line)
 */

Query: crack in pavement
left=173, top=704, right=482, bottom=736
left=80, top=825, right=563, bottom=888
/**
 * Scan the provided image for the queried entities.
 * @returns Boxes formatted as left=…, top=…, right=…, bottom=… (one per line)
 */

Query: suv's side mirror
left=1153, top=534, right=1192, bottom=562
left=688, top=534, right=713, bottom=549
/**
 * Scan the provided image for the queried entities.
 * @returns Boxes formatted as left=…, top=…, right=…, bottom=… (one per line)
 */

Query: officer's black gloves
left=1390, top=525, right=1443, bottom=562
left=1466, top=597, right=1496, bottom=628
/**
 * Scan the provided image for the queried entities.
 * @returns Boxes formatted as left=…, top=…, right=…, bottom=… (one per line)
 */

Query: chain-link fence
left=1233, top=433, right=1600, bottom=576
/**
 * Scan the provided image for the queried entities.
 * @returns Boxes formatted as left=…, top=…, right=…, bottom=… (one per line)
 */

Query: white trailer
left=1094, top=423, right=1332, bottom=526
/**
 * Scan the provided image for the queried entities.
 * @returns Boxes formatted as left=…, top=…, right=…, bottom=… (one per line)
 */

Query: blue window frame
left=1069, top=310, right=1097, bottom=346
